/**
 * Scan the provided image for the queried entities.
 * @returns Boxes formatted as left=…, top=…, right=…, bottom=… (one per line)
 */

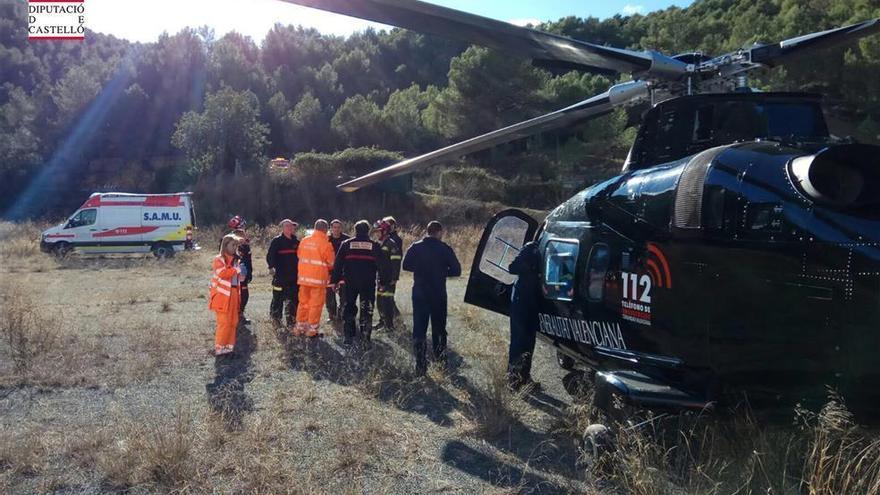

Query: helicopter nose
left=789, top=143, right=880, bottom=209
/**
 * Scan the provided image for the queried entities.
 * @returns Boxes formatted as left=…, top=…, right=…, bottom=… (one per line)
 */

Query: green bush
left=192, top=147, right=417, bottom=225
left=439, top=167, right=507, bottom=203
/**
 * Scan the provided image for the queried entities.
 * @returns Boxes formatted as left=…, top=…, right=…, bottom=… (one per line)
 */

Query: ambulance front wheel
left=151, top=243, right=175, bottom=259
left=53, top=242, right=72, bottom=258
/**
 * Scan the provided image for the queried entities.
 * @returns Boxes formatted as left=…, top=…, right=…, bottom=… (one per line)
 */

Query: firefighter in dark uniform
left=223, top=216, right=254, bottom=323
left=266, top=219, right=299, bottom=328
left=373, top=220, right=401, bottom=332
left=402, top=221, right=461, bottom=375
left=385, top=216, right=404, bottom=321
left=507, top=240, right=541, bottom=390
left=326, top=219, right=350, bottom=323
left=331, top=220, right=383, bottom=346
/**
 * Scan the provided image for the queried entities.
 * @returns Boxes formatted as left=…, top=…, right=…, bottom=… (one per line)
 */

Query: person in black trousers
left=402, top=221, right=461, bottom=375
left=331, top=220, right=382, bottom=346
left=222, top=215, right=254, bottom=323
left=507, top=241, right=542, bottom=390
left=266, top=219, right=299, bottom=328
left=231, top=227, right=253, bottom=323
left=326, top=219, right=350, bottom=322
left=385, top=216, right=404, bottom=321
left=374, top=219, right=401, bottom=332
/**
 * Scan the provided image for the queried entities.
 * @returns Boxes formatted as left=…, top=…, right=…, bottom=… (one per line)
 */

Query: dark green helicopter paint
left=466, top=92, right=880, bottom=418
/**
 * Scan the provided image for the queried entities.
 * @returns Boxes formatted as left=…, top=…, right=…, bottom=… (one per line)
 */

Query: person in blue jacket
left=402, top=221, right=461, bottom=375
left=507, top=241, right=542, bottom=391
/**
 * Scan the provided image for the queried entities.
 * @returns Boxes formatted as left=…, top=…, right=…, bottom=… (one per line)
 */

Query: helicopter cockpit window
left=543, top=239, right=579, bottom=301
left=586, top=244, right=610, bottom=302
left=478, top=216, right=531, bottom=285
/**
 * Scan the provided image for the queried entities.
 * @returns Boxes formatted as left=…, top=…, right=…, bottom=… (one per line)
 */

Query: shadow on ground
left=441, top=440, right=566, bottom=493
left=281, top=330, right=464, bottom=426
left=277, top=321, right=585, bottom=489
left=205, top=321, right=256, bottom=427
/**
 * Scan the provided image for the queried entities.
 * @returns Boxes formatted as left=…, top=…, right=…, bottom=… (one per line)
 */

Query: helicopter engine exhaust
left=789, top=144, right=880, bottom=209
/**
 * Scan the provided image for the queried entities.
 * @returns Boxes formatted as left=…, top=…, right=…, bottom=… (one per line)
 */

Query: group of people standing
left=209, top=216, right=461, bottom=376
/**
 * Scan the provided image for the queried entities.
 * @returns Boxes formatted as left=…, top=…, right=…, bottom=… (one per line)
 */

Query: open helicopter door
left=465, top=209, right=539, bottom=315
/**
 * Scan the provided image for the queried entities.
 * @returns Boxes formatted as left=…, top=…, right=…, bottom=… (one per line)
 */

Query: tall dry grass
left=558, top=391, right=880, bottom=495
left=0, top=289, right=59, bottom=377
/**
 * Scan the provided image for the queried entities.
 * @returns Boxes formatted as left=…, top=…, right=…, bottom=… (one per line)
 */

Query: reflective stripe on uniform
left=301, top=258, right=331, bottom=268
left=299, top=276, right=329, bottom=286
left=216, top=287, right=231, bottom=296
left=272, top=285, right=284, bottom=291
left=215, top=344, right=235, bottom=354
left=390, top=256, right=402, bottom=260
left=377, top=292, right=395, bottom=297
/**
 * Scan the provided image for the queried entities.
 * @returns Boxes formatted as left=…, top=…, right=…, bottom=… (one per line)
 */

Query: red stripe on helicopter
left=646, top=259, right=663, bottom=287
left=647, top=243, right=672, bottom=288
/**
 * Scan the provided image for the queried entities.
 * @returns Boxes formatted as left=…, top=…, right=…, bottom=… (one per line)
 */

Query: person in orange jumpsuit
left=295, top=219, right=335, bottom=337
left=210, top=234, right=244, bottom=356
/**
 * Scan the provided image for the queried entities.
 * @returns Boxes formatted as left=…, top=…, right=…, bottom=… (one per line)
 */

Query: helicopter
left=282, top=0, right=880, bottom=418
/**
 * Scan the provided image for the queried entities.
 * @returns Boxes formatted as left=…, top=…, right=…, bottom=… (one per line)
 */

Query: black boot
left=414, top=341, right=427, bottom=376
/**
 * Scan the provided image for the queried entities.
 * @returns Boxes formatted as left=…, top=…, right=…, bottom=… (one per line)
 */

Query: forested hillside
left=1, top=0, right=878, bottom=222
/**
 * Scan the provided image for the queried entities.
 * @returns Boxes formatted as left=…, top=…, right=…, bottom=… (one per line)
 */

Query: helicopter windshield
left=631, top=95, right=830, bottom=168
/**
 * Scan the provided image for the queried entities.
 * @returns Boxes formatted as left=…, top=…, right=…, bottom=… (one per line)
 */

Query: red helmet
left=227, top=215, right=245, bottom=229
left=373, top=219, right=392, bottom=236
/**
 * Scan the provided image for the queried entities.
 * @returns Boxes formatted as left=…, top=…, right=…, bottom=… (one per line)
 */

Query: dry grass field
left=2, top=221, right=880, bottom=494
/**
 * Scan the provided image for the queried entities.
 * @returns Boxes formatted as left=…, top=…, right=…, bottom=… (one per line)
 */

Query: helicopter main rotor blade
left=750, top=18, right=880, bottom=67
left=336, top=81, right=649, bottom=192
left=278, top=0, right=687, bottom=77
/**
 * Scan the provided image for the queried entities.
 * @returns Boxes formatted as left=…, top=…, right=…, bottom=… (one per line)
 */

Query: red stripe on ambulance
left=93, top=226, right=159, bottom=238
left=82, top=195, right=184, bottom=208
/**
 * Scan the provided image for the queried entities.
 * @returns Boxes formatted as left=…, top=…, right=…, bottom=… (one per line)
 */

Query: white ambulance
left=40, top=192, right=197, bottom=257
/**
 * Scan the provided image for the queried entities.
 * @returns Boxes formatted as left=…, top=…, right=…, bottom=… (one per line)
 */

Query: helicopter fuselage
left=466, top=92, right=880, bottom=416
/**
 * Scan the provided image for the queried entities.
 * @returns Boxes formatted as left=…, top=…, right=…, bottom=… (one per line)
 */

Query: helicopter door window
left=543, top=239, right=579, bottom=301
left=478, top=216, right=531, bottom=285
left=586, top=244, right=611, bottom=302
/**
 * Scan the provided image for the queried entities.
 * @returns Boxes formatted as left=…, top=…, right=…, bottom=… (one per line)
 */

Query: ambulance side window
left=66, top=209, right=97, bottom=228
left=543, top=240, right=579, bottom=302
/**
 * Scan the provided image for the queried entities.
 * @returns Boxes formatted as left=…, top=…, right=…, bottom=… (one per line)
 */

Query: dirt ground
left=0, top=227, right=595, bottom=494
left=5, top=223, right=880, bottom=495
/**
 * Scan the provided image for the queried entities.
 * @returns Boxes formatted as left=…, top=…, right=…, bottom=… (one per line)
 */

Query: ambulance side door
left=62, top=208, right=99, bottom=246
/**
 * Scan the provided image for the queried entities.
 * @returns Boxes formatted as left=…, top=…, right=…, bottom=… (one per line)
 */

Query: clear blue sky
left=430, top=0, right=693, bottom=25
left=87, top=0, right=694, bottom=43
